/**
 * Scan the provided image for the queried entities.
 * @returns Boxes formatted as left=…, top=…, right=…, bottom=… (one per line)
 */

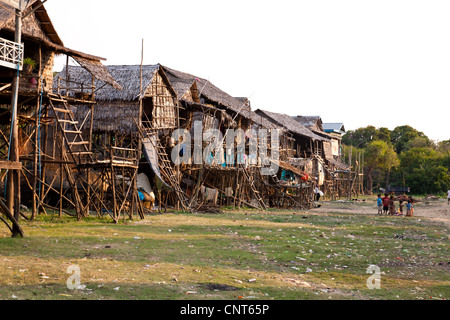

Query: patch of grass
left=0, top=202, right=448, bottom=300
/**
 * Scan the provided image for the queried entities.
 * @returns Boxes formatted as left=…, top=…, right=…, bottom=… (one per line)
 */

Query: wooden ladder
left=48, top=95, right=93, bottom=164
left=48, top=95, right=93, bottom=218
left=143, top=126, right=191, bottom=212
left=240, top=165, right=267, bottom=210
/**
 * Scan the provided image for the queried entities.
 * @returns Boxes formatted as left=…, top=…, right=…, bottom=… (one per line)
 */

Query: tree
left=404, top=136, right=434, bottom=151
left=376, top=127, right=391, bottom=144
left=342, top=126, right=379, bottom=149
left=437, top=139, right=450, bottom=153
left=364, top=140, right=399, bottom=194
left=399, top=147, right=450, bottom=194
left=391, top=125, right=430, bottom=154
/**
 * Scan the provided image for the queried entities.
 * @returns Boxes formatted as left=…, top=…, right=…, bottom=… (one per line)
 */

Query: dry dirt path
left=311, top=198, right=450, bottom=228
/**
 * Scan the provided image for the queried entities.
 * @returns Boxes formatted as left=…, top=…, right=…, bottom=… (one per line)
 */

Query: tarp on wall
left=142, top=135, right=170, bottom=189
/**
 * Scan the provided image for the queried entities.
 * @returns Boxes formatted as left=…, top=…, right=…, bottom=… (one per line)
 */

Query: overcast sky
left=45, top=0, right=450, bottom=142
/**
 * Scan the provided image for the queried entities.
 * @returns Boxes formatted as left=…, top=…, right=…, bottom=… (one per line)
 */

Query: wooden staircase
left=141, top=123, right=191, bottom=212
left=240, top=165, right=267, bottom=210
left=313, top=154, right=336, bottom=179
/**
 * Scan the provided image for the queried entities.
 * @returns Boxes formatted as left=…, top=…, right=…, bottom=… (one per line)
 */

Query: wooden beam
left=0, top=161, right=22, bottom=170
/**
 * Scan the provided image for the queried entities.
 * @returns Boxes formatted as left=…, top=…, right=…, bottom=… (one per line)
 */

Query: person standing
left=388, top=195, right=396, bottom=215
left=406, top=199, right=412, bottom=217
left=314, top=186, right=321, bottom=202
left=398, top=200, right=404, bottom=215
left=377, top=194, right=383, bottom=215
left=382, top=193, right=390, bottom=215
left=447, top=190, right=450, bottom=205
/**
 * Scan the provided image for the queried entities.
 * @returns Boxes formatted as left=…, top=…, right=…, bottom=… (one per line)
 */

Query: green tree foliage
left=377, top=127, right=391, bottom=144
left=341, top=126, right=378, bottom=149
left=364, top=140, right=399, bottom=193
left=437, top=139, right=450, bottom=153
left=398, top=147, right=450, bottom=194
left=390, top=125, right=430, bottom=154
left=342, top=125, right=449, bottom=195
left=342, top=126, right=392, bottom=148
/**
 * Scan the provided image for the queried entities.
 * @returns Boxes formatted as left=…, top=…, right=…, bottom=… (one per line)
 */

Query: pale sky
left=45, top=0, right=450, bottom=142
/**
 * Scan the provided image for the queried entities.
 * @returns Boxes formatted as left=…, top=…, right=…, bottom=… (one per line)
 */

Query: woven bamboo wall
left=146, top=71, right=176, bottom=129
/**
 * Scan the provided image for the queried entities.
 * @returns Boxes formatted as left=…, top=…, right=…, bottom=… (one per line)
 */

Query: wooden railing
left=110, top=146, right=138, bottom=167
left=55, top=77, right=95, bottom=101
left=0, top=37, right=23, bottom=70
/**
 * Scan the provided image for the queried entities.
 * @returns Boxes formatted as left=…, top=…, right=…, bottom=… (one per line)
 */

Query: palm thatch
left=161, top=65, right=253, bottom=118
left=255, top=109, right=328, bottom=142
left=0, top=0, right=38, bottom=30
left=54, top=64, right=162, bottom=101
left=57, top=64, right=178, bottom=133
left=72, top=57, right=122, bottom=91
left=169, top=77, right=197, bottom=101
left=293, top=116, right=323, bottom=131
left=161, top=65, right=279, bottom=132
left=293, top=116, right=334, bottom=140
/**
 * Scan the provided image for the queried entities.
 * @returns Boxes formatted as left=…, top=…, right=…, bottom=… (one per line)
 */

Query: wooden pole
left=86, top=104, right=94, bottom=217
left=7, top=8, right=22, bottom=236
left=59, top=162, right=63, bottom=218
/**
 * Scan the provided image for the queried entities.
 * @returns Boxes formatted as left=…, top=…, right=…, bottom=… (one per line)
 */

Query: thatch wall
left=59, top=64, right=179, bottom=132
left=75, top=101, right=139, bottom=133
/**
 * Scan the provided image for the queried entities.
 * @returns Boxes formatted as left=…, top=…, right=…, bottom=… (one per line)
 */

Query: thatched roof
left=72, top=57, right=122, bottom=90
left=168, top=76, right=196, bottom=100
left=161, top=65, right=278, bottom=131
left=293, top=116, right=335, bottom=140
left=255, top=109, right=328, bottom=141
left=161, top=65, right=253, bottom=118
left=55, top=64, right=164, bottom=101
left=293, top=116, right=323, bottom=131
left=0, top=1, right=39, bottom=32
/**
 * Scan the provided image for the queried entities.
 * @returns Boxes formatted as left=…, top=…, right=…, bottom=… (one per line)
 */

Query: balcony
left=0, top=36, right=23, bottom=71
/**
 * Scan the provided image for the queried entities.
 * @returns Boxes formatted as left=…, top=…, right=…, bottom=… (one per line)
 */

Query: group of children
left=377, top=193, right=414, bottom=217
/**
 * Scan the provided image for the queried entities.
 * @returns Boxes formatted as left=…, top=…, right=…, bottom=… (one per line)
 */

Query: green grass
left=0, top=201, right=448, bottom=300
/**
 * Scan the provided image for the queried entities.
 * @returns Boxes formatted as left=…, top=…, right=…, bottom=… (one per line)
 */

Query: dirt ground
left=313, top=197, right=450, bottom=228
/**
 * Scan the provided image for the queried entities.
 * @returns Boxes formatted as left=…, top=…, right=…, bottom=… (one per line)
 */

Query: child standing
left=398, top=200, right=404, bottom=215
left=406, top=200, right=412, bottom=217
left=377, top=194, right=383, bottom=215
left=388, top=195, right=396, bottom=215
left=382, top=193, right=389, bottom=215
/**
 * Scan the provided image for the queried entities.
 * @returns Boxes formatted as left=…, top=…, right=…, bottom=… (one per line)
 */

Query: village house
left=0, top=0, right=119, bottom=232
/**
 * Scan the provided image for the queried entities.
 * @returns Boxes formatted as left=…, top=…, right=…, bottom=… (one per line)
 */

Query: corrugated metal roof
left=323, top=123, right=345, bottom=133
